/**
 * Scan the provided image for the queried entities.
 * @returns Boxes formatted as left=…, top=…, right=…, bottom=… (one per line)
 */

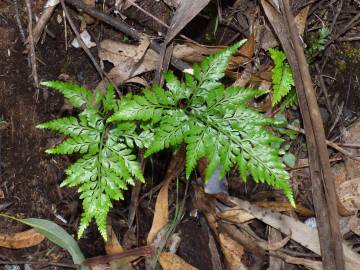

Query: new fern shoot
left=38, top=40, right=294, bottom=240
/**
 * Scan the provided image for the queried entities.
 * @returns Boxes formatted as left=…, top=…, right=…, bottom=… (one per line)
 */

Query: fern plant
left=269, top=48, right=295, bottom=108
left=39, top=41, right=295, bottom=240
left=110, top=41, right=294, bottom=206
left=37, top=82, right=148, bottom=240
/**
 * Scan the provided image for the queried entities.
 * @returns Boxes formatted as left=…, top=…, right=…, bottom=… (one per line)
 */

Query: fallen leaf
left=147, top=179, right=170, bottom=244
left=105, top=226, right=133, bottom=270
left=159, top=252, right=198, bottom=270
left=219, top=233, right=247, bottom=270
left=337, top=177, right=360, bottom=213
left=219, top=208, right=255, bottom=224
left=224, top=196, right=360, bottom=269
left=0, top=229, right=44, bottom=249
left=229, top=35, right=256, bottom=69
left=255, top=201, right=314, bottom=216
left=164, top=0, right=210, bottom=44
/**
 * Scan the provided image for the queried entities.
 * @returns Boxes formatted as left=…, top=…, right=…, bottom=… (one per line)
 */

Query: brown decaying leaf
left=219, top=233, right=247, bottom=270
left=229, top=35, right=256, bottom=69
left=219, top=208, right=255, bottom=224
left=0, top=228, right=44, bottom=249
left=147, top=178, right=170, bottom=244
left=103, top=226, right=134, bottom=270
left=159, top=252, right=198, bottom=270
left=337, top=177, right=360, bottom=213
left=255, top=201, right=314, bottom=217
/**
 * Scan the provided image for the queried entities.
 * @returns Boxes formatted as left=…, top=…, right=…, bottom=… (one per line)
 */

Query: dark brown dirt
left=0, top=2, right=104, bottom=262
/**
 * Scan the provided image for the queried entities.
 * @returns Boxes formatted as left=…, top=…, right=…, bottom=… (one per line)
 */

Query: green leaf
left=269, top=49, right=295, bottom=106
left=283, top=152, right=296, bottom=168
left=41, top=81, right=93, bottom=108
left=0, top=214, right=88, bottom=270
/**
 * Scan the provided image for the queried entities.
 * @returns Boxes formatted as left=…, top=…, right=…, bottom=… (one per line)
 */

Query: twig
left=281, top=1, right=345, bottom=269
left=25, top=0, right=39, bottom=91
left=60, top=0, right=104, bottom=80
left=14, top=0, right=26, bottom=43
left=315, top=64, right=332, bottom=114
left=0, top=261, right=80, bottom=269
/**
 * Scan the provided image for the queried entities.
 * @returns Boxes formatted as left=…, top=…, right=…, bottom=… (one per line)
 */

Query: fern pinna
left=109, top=41, right=294, bottom=205
left=37, top=83, right=148, bottom=240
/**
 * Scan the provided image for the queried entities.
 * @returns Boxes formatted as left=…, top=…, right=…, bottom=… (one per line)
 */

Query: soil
left=0, top=2, right=104, bottom=262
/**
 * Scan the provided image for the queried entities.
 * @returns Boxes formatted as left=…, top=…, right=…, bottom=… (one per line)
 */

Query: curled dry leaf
left=228, top=35, right=256, bottom=69
left=159, top=252, right=198, bottom=270
left=219, top=233, right=247, bottom=270
left=147, top=179, right=170, bottom=244
left=0, top=228, right=44, bottom=249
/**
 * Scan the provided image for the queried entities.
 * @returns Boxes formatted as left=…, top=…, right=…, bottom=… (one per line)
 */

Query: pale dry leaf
left=97, top=39, right=158, bottom=89
left=219, top=208, right=255, bottom=224
left=0, top=229, right=45, bottom=249
left=219, top=233, right=247, bottom=270
left=337, top=177, right=360, bottom=213
left=159, top=252, right=198, bottom=270
left=294, top=6, right=310, bottom=36
left=147, top=180, right=170, bottom=244
left=227, top=196, right=360, bottom=269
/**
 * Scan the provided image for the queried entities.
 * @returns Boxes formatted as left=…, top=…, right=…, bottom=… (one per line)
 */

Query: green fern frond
left=39, top=82, right=145, bottom=240
left=269, top=49, right=295, bottom=106
left=40, top=81, right=93, bottom=108
left=112, top=42, right=294, bottom=206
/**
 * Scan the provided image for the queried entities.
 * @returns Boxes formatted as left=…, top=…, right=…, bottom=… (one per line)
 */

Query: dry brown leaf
left=147, top=180, right=170, bottom=244
left=255, top=201, right=314, bottom=216
left=337, top=177, right=360, bottom=213
left=229, top=35, right=256, bottom=69
left=104, top=226, right=133, bottom=270
left=159, top=252, right=198, bottom=270
left=219, top=233, right=247, bottom=270
left=0, top=228, right=44, bottom=249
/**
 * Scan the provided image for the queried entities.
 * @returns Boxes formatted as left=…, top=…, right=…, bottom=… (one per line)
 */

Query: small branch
left=25, top=0, right=39, bottom=90
left=287, top=124, right=356, bottom=158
